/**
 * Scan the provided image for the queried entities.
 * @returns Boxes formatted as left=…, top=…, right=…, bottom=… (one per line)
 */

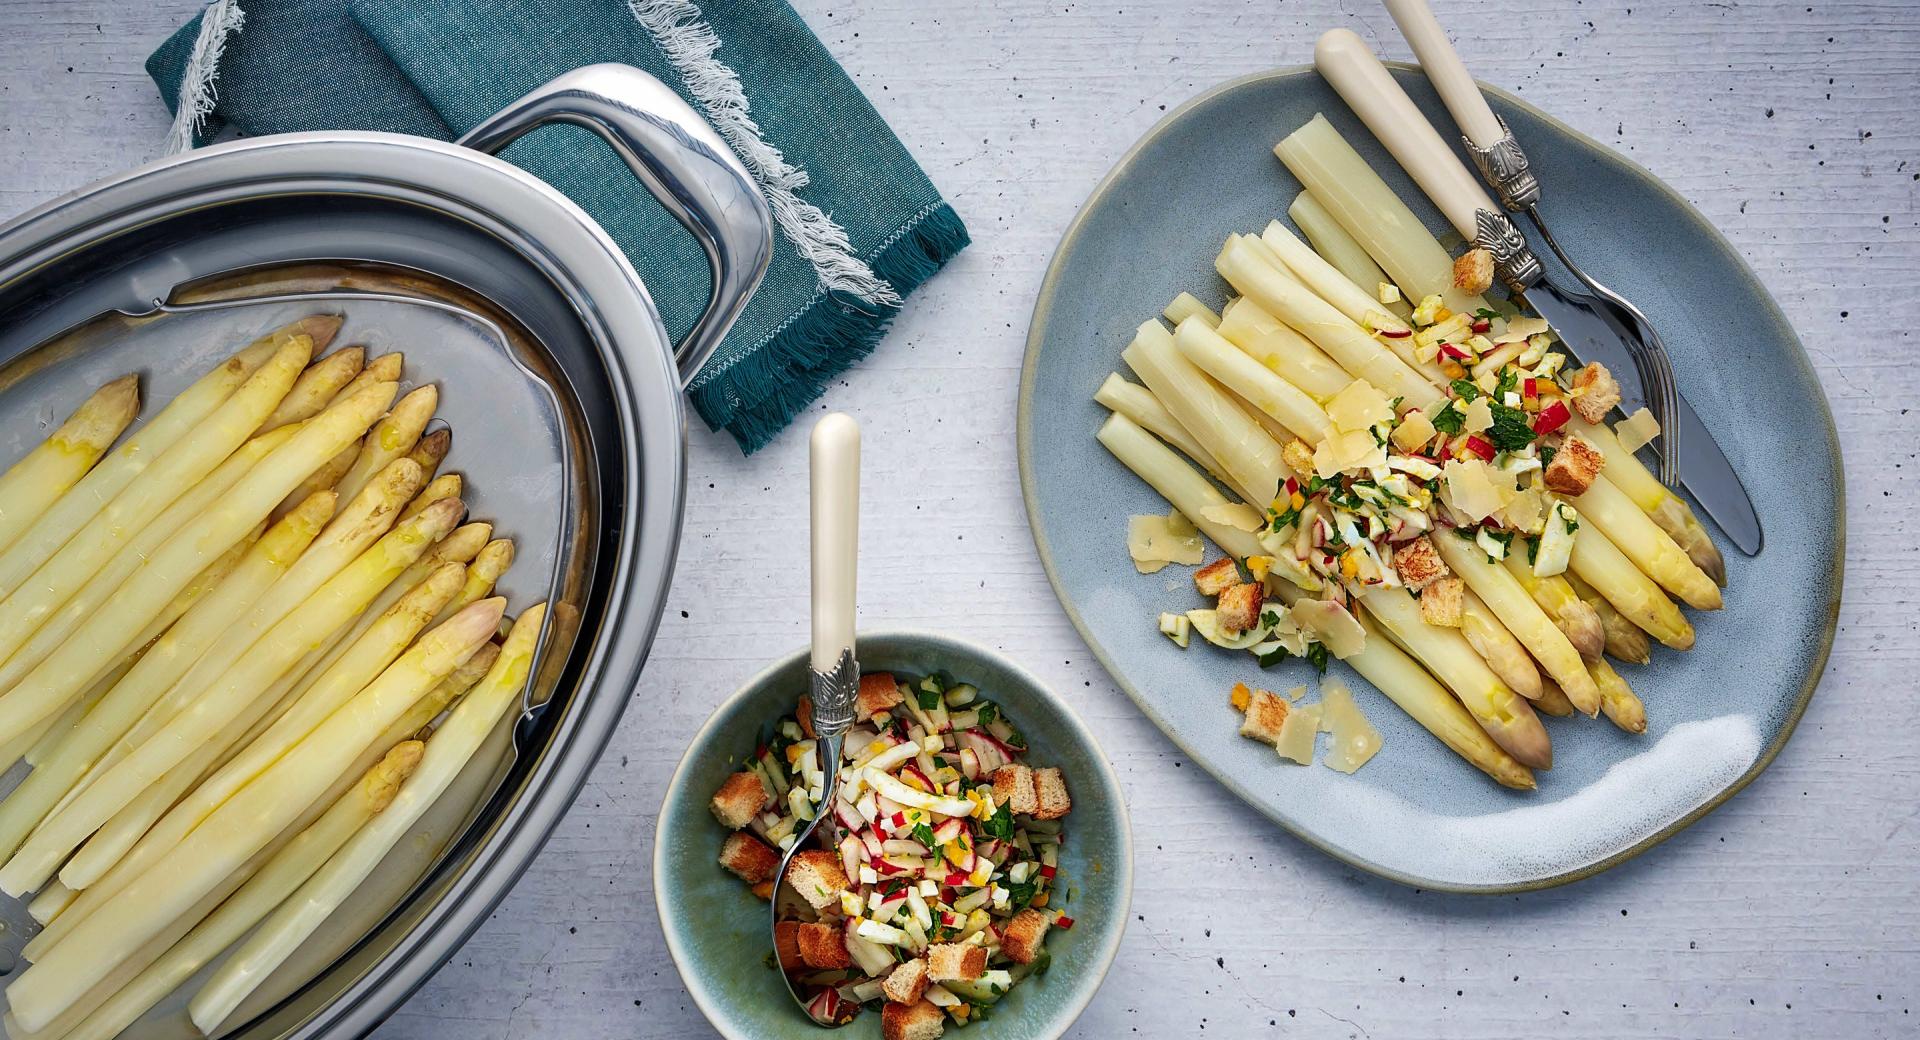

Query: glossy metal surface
left=0, top=62, right=770, bottom=1039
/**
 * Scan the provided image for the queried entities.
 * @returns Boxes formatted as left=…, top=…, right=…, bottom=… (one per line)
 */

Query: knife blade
left=1523, top=281, right=1764, bottom=554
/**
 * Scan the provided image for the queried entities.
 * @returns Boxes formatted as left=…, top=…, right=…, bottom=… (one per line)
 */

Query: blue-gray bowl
left=1018, top=65, right=1842, bottom=892
left=653, top=631, right=1132, bottom=1039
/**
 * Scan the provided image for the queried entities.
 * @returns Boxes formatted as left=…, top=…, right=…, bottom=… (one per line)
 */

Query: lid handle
left=458, top=64, right=774, bottom=389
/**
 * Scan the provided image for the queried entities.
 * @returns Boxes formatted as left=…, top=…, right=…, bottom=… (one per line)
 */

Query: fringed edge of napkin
left=690, top=200, right=969, bottom=454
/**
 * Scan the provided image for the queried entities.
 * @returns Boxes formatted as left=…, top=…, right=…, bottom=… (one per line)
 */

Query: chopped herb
left=975, top=701, right=999, bottom=727
left=1525, top=535, right=1541, bottom=565
left=1257, top=645, right=1292, bottom=668
left=1431, top=401, right=1466, bottom=435
left=1390, top=395, right=1405, bottom=412
left=1486, top=403, right=1537, bottom=452
left=981, top=803, right=1015, bottom=841
left=1449, top=378, right=1480, bottom=402
left=1271, top=504, right=1302, bottom=532
left=1473, top=307, right=1501, bottom=320
left=912, top=822, right=937, bottom=847
left=1007, top=879, right=1040, bottom=910
left=1539, top=444, right=1557, bottom=467
left=1494, top=366, right=1520, bottom=400
left=1451, top=525, right=1479, bottom=541
left=916, top=688, right=940, bottom=711
left=1305, top=641, right=1331, bottom=674
left=1562, top=511, right=1580, bottom=535
left=1259, top=608, right=1282, bottom=629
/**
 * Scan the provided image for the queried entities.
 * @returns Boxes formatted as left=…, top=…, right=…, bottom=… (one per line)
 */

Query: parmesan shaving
left=1498, top=483, right=1548, bottom=536
left=1200, top=502, right=1266, bottom=532
left=1317, top=678, right=1382, bottom=774
left=1441, top=459, right=1516, bottom=523
left=1493, top=315, right=1550, bottom=344
left=1313, top=429, right=1387, bottom=479
left=1462, top=397, right=1494, bottom=434
left=1274, top=703, right=1321, bottom=765
left=1326, top=379, right=1393, bottom=432
left=1127, top=513, right=1203, bottom=572
left=1289, top=599, right=1366, bottom=658
left=1615, top=407, right=1662, bottom=452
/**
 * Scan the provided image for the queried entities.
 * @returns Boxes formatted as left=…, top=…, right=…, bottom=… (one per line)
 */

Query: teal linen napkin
left=148, top=0, right=967, bottom=452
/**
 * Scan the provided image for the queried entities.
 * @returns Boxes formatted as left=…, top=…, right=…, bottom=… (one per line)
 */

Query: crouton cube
left=750, top=880, right=774, bottom=901
left=718, top=831, right=780, bottom=885
left=1281, top=437, right=1316, bottom=476
left=857, top=672, right=905, bottom=721
left=882, top=999, right=947, bottom=1040
left=883, top=958, right=932, bottom=1005
left=785, top=849, right=850, bottom=911
left=1001, top=908, right=1051, bottom=965
left=927, top=942, right=987, bottom=982
left=1453, top=248, right=1495, bottom=295
left=1570, top=362, right=1622, bottom=423
left=1215, top=581, right=1265, bottom=634
left=709, top=771, right=770, bottom=830
left=1193, top=557, right=1241, bottom=596
left=992, top=763, right=1037, bottom=815
left=1236, top=687, right=1291, bottom=748
left=1542, top=434, right=1606, bottom=496
left=796, top=921, right=854, bottom=969
left=1418, top=576, right=1465, bottom=627
left=1032, top=767, right=1072, bottom=820
left=773, top=920, right=806, bottom=972
left=1391, top=536, right=1450, bottom=592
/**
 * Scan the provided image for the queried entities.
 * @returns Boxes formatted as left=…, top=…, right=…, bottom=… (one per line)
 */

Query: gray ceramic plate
left=1018, top=65, right=1843, bottom=892
left=653, top=631, right=1132, bottom=1039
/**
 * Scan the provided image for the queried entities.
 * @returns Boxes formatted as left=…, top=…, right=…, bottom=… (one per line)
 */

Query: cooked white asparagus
left=0, top=493, right=334, bottom=862
left=4, top=598, right=503, bottom=1031
left=1214, top=298, right=1356, bottom=402
left=0, top=337, right=312, bottom=676
left=0, top=498, right=465, bottom=894
left=1567, top=504, right=1694, bottom=651
left=258, top=347, right=365, bottom=433
left=48, top=743, right=428, bottom=1040
left=1569, top=470, right=1722, bottom=610
left=1259, top=220, right=1446, bottom=385
left=400, top=472, right=463, bottom=524
left=1172, top=315, right=1332, bottom=442
left=1163, top=292, right=1220, bottom=328
left=1122, top=320, right=1287, bottom=505
left=1568, top=417, right=1725, bottom=586
left=1500, top=556, right=1606, bottom=661
left=15, top=649, right=144, bottom=771
left=1565, top=569, right=1652, bottom=664
left=1095, top=374, right=1230, bottom=481
left=190, top=604, right=545, bottom=1033
left=1457, top=587, right=1543, bottom=701
left=1215, top=235, right=1440, bottom=410
left=332, top=352, right=402, bottom=405
left=0, top=317, right=338, bottom=600
left=1097, top=413, right=1265, bottom=561
left=0, top=376, right=140, bottom=557
left=1288, top=190, right=1411, bottom=319
left=1592, top=657, right=1647, bottom=734
left=406, top=427, right=452, bottom=478
left=1432, top=533, right=1602, bottom=716
left=331, top=384, right=437, bottom=506
left=430, top=539, right=513, bottom=628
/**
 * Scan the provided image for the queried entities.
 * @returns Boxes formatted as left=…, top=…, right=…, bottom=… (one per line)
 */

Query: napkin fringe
left=164, top=0, right=246, bottom=156
left=694, top=201, right=968, bottom=453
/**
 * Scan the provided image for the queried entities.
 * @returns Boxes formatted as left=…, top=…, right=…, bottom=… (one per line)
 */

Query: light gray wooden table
left=2, top=1, right=1914, bottom=1036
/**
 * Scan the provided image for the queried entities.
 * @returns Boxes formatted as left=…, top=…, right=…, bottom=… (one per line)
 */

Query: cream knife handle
left=810, top=412, right=860, bottom=674
left=1382, top=0, right=1505, bottom=149
left=1314, top=28, right=1497, bottom=243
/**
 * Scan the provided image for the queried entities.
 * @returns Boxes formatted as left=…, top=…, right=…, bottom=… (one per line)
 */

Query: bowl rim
left=651, top=628, right=1135, bottom=1040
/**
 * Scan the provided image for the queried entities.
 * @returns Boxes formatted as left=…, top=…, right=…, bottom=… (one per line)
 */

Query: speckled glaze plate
left=1018, top=65, right=1842, bottom=892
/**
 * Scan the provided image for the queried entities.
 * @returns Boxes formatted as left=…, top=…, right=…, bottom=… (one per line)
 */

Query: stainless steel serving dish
left=0, top=65, right=771, bottom=1038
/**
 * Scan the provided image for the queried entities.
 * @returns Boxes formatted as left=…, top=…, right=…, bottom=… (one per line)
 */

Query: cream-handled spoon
left=770, top=411, right=861, bottom=1025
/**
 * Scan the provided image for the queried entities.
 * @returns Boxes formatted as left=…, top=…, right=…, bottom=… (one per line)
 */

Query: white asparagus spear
left=0, top=338, right=312, bottom=673
left=1215, top=235, right=1441, bottom=410
left=0, top=498, right=464, bottom=894
left=1432, top=532, right=1602, bottom=716
left=1288, top=190, right=1412, bottom=319
left=26, top=879, right=74, bottom=926
left=1457, top=587, right=1543, bottom=701
left=1163, top=292, right=1220, bottom=328
left=1172, top=315, right=1332, bottom=442
left=1568, top=417, right=1725, bottom=586
left=1499, top=556, right=1606, bottom=661
left=0, top=493, right=334, bottom=862
left=0, top=376, right=140, bottom=557
left=1592, top=657, right=1648, bottom=734
left=1567, top=504, right=1694, bottom=651
left=0, top=379, right=395, bottom=750
left=190, top=604, right=544, bottom=1033
left=1122, top=320, right=1287, bottom=506
left=3, top=599, right=503, bottom=1031
left=406, top=426, right=452, bottom=477
left=0, top=317, right=338, bottom=599
left=331, top=384, right=437, bottom=506
left=1565, top=569, right=1652, bottom=665
left=331, top=352, right=402, bottom=405
left=1257, top=220, right=1412, bottom=338
left=0, top=425, right=300, bottom=699
left=400, top=472, right=463, bottom=523
left=46, top=743, right=428, bottom=1040
left=428, top=539, right=513, bottom=628
left=63, top=563, right=469, bottom=898
left=1094, top=374, right=1228, bottom=482
left=258, top=347, right=365, bottom=433
left=1214, top=297, right=1359, bottom=403
left=1568, top=473, right=1721, bottom=610
left=265, top=356, right=402, bottom=521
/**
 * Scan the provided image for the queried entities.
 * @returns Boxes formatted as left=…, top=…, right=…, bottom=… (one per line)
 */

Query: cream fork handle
left=1313, top=28, right=1497, bottom=244
left=809, top=412, right=860, bottom=675
left=1382, top=0, right=1506, bottom=149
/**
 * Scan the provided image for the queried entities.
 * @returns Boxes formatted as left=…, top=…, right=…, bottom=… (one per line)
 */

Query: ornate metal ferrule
left=1473, top=208, right=1543, bottom=295
left=808, top=645, right=859, bottom=738
left=1464, top=114, right=1540, bottom=212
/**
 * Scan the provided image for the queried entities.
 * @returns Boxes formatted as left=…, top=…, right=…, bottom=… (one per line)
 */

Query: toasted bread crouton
left=785, top=849, right=850, bottom=911
left=1032, top=767, right=1072, bottom=820
left=1281, top=437, right=1316, bottom=476
left=796, top=921, right=854, bottom=969
left=773, top=920, right=805, bottom=972
left=750, top=880, right=774, bottom=901
left=1419, top=576, right=1465, bottom=627
left=1215, top=581, right=1264, bottom=634
left=1543, top=434, right=1605, bottom=495
left=1193, top=557, right=1241, bottom=596
left=1237, top=686, right=1291, bottom=747
left=881, top=999, right=946, bottom=1040
left=1001, top=908, right=1051, bottom=965
left=992, top=763, right=1037, bottom=815
left=718, top=831, right=780, bottom=884
left=1453, top=248, right=1495, bottom=295
left=1570, top=362, right=1622, bottom=423
left=927, top=942, right=987, bottom=982
left=1391, top=536, right=1449, bottom=592
left=857, top=672, right=905, bottom=721
left=883, top=958, right=931, bottom=1005
left=709, top=771, right=770, bottom=829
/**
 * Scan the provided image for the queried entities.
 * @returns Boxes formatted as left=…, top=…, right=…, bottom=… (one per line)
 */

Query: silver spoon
left=769, top=411, right=861, bottom=1025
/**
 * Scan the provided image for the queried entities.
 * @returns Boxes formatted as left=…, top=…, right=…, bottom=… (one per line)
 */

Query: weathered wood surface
left=0, top=0, right=1912, bottom=1036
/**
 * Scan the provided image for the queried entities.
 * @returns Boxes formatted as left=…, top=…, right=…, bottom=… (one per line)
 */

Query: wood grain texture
left=0, top=0, right=1914, bottom=1037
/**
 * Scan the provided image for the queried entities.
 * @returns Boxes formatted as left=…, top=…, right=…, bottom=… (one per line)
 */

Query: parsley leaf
left=1449, top=378, right=1480, bottom=402
left=912, top=822, right=937, bottom=847
left=1007, top=879, right=1041, bottom=910
left=916, top=688, right=940, bottom=711
left=1494, top=367, right=1520, bottom=400
left=1486, top=404, right=1537, bottom=452
left=1539, top=444, right=1557, bottom=467
left=1431, top=402, right=1466, bottom=435
left=981, top=803, right=1015, bottom=840
left=1473, top=307, right=1501, bottom=320
left=1305, top=641, right=1330, bottom=674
